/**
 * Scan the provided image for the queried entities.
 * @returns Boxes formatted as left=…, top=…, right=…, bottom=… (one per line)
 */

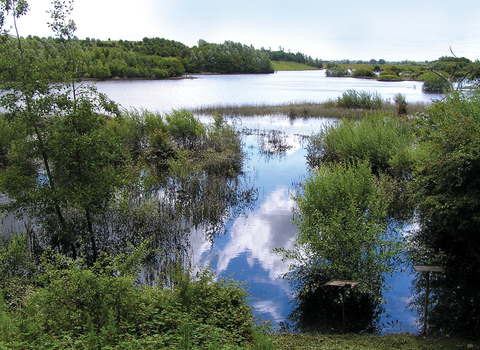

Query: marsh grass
left=190, top=100, right=429, bottom=119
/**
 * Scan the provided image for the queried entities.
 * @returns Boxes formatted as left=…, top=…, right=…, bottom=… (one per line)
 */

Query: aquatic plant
left=336, top=89, right=384, bottom=110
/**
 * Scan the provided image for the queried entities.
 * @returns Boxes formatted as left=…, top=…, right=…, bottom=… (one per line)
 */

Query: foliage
left=307, top=112, right=414, bottom=176
left=0, top=245, right=273, bottom=349
left=393, top=93, right=408, bottom=116
left=326, top=64, right=350, bottom=77
left=279, top=161, right=403, bottom=332
left=190, top=40, right=274, bottom=74
left=352, top=67, right=376, bottom=78
left=306, top=112, right=415, bottom=221
left=0, top=0, right=128, bottom=262
left=336, top=89, right=384, bottom=110
left=0, top=0, right=255, bottom=283
left=421, top=72, right=450, bottom=93
left=378, top=70, right=402, bottom=81
left=408, top=90, right=480, bottom=338
left=166, top=109, right=206, bottom=150
left=0, top=33, right=275, bottom=81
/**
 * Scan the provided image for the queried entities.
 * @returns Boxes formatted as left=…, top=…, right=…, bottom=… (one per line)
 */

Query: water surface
left=95, top=70, right=442, bottom=114
left=4, top=72, right=424, bottom=332
left=96, top=73, right=423, bottom=333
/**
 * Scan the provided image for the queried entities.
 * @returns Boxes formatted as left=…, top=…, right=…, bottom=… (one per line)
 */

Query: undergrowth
left=0, top=236, right=273, bottom=349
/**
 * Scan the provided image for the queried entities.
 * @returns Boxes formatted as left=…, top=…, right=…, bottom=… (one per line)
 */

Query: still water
left=96, top=70, right=441, bottom=114
left=95, top=71, right=430, bottom=333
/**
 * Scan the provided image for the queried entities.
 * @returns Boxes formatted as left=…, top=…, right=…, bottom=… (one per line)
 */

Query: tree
left=429, top=48, right=476, bottom=92
left=0, top=0, right=128, bottom=262
left=409, top=91, right=480, bottom=337
left=279, top=161, right=402, bottom=332
left=422, top=72, right=450, bottom=93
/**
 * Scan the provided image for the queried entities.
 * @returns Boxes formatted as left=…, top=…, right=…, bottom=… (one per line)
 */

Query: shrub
left=352, top=67, right=376, bottom=78
left=3, top=251, right=266, bottom=348
left=336, top=89, right=383, bottom=110
left=166, top=109, right=206, bottom=150
left=280, top=161, right=403, bottom=333
left=326, top=66, right=349, bottom=77
left=307, top=112, right=413, bottom=176
left=393, top=93, right=408, bottom=116
left=378, top=71, right=402, bottom=81
left=421, top=72, right=449, bottom=92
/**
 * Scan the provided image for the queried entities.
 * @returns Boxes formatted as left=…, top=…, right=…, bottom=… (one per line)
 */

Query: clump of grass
left=393, top=93, right=408, bottom=116
left=336, top=89, right=384, bottom=109
left=307, top=112, right=414, bottom=175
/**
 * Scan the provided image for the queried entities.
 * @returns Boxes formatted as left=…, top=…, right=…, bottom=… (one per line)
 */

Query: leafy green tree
left=279, top=161, right=402, bottom=332
left=0, top=0, right=71, bottom=250
left=409, top=91, right=480, bottom=337
left=0, top=0, right=127, bottom=262
left=422, top=72, right=450, bottom=92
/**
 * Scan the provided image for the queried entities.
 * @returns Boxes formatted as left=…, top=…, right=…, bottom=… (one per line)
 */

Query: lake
left=96, top=70, right=442, bottom=114
left=4, top=70, right=432, bottom=333
left=94, top=70, right=432, bottom=333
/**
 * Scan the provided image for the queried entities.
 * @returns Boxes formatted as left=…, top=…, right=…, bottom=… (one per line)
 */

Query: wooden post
left=325, top=280, right=359, bottom=334
left=423, top=271, right=429, bottom=334
left=413, top=265, right=444, bottom=335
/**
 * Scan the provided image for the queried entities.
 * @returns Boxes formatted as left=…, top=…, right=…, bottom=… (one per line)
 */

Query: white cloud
left=216, top=187, right=297, bottom=281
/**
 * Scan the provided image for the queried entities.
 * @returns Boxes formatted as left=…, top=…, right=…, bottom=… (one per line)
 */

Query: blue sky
left=8, top=0, right=480, bottom=61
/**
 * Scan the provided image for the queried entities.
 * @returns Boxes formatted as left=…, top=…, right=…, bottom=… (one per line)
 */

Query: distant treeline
left=324, top=56, right=480, bottom=92
left=10, top=36, right=324, bottom=79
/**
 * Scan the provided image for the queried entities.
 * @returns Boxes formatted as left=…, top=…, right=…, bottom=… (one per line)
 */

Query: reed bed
left=190, top=100, right=430, bottom=119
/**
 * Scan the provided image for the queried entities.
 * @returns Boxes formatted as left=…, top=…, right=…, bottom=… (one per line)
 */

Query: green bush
left=421, top=72, right=449, bottom=92
left=307, top=112, right=414, bottom=176
left=0, top=250, right=268, bottom=349
left=377, top=72, right=401, bottom=81
left=166, top=109, right=206, bottom=150
left=336, top=89, right=383, bottom=110
left=409, top=91, right=480, bottom=338
left=326, top=66, right=350, bottom=77
left=352, top=67, right=376, bottom=78
left=393, top=93, right=408, bottom=116
left=279, top=161, right=403, bottom=332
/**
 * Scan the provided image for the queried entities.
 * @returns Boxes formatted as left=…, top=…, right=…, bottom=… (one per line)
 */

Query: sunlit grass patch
left=272, top=61, right=320, bottom=71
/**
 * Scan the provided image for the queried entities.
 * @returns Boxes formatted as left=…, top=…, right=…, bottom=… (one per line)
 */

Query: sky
left=6, top=0, right=480, bottom=62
